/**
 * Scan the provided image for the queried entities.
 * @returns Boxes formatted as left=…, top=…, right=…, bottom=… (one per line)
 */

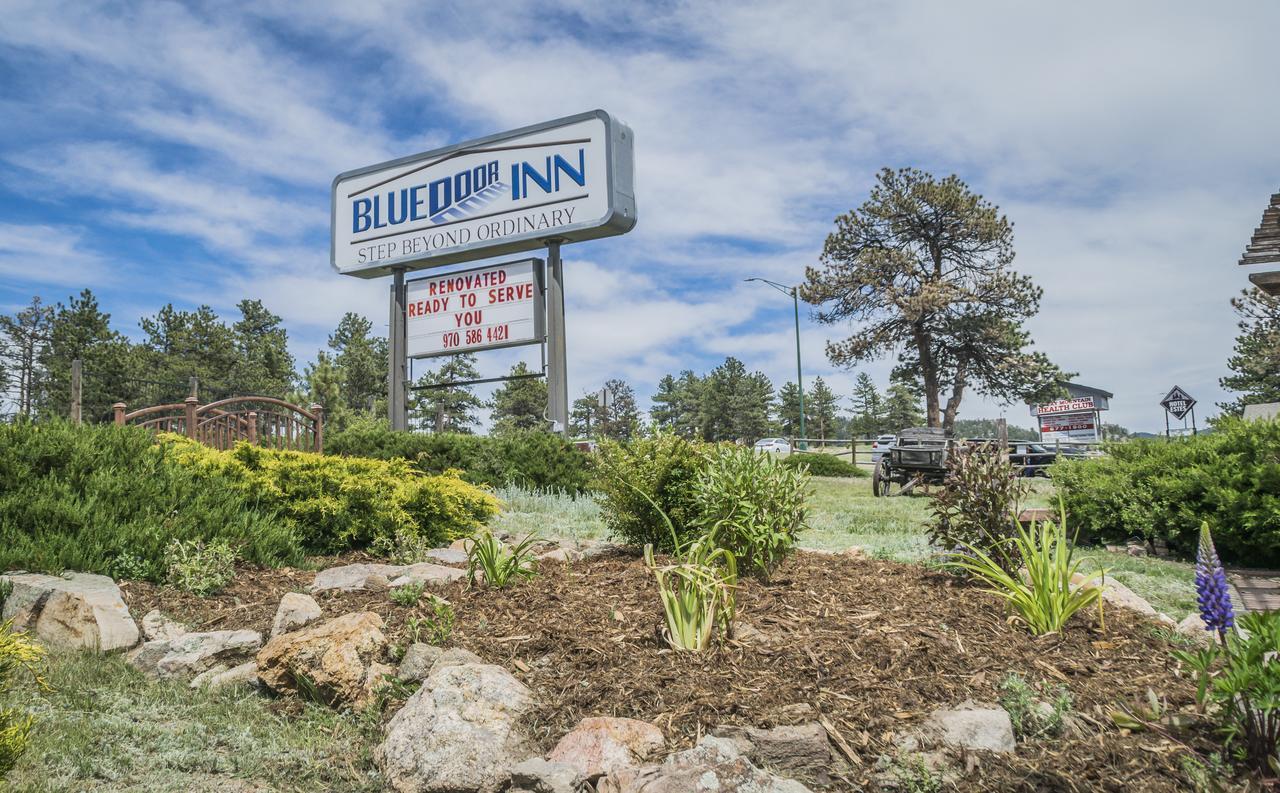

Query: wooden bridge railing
left=113, top=396, right=324, bottom=453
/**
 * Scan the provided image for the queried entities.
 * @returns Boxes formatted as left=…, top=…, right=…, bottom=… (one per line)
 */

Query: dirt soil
left=123, top=550, right=1229, bottom=792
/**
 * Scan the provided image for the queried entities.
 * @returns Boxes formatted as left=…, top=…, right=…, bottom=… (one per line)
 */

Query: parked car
left=870, top=434, right=897, bottom=463
left=753, top=437, right=791, bottom=454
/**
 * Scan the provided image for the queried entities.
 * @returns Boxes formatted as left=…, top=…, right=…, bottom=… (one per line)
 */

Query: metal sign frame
left=331, top=109, right=636, bottom=278
left=404, top=257, right=546, bottom=360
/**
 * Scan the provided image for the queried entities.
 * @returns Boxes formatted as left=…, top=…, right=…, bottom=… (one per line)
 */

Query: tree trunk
left=911, top=325, right=941, bottom=427
left=942, top=363, right=967, bottom=433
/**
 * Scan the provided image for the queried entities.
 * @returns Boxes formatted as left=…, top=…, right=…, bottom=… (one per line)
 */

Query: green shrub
left=998, top=672, right=1072, bottom=739
left=0, top=421, right=300, bottom=579
left=465, top=530, right=537, bottom=588
left=593, top=434, right=708, bottom=551
left=943, top=507, right=1105, bottom=636
left=0, top=618, right=45, bottom=775
left=389, top=581, right=426, bottom=607
left=325, top=418, right=590, bottom=493
left=163, top=538, right=236, bottom=596
left=930, top=444, right=1029, bottom=574
left=1053, top=418, right=1280, bottom=564
left=781, top=452, right=866, bottom=478
left=167, top=436, right=499, bottom=555
left=693, top=446, right=809, bottom=580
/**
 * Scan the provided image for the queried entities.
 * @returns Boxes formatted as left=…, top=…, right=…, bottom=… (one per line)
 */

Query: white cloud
left=0, top=223, right=112, bottom=286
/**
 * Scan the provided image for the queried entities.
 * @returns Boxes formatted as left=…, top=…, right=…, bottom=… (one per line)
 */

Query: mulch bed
left=122, top=551, right=1229, bottom=792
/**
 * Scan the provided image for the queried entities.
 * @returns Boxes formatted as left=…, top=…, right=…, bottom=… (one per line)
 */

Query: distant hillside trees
left=649, top=357, right=775, bottom=441
left=803, top=167, right=1067, bottom=432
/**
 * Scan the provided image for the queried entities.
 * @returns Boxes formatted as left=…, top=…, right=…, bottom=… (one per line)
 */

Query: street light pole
left=746, top=277, right=805, bottom=449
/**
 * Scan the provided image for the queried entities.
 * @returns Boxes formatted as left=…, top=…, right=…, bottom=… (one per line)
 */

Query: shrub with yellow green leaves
left=160, top=435, right=498, bottom=554
left=0, top=614, right=46, bottom=776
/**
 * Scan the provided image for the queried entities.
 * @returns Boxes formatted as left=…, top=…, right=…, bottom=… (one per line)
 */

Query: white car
left=870, top=434, right=896, bottom=463
left=754, top=437, right=791, bottom=454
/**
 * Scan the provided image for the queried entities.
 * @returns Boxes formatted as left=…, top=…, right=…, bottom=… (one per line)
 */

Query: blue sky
left=2, top=0, right=1277, bottom=432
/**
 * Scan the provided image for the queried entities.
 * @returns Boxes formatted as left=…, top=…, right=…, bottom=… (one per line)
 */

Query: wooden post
left=70, top=358, right=82, bottom=426
left=184, top=396, right=198, bottom=439
left=189, top=376, right=198, bottom=399
left=310, top=404, right=324, bottom=453
left=246, top=411, right=258, bottom=446
left=112, top=402, right=126, bottom=426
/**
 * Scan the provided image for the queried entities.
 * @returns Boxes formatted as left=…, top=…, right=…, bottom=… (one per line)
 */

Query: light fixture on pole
left=745, top=277, right=806, bottom=449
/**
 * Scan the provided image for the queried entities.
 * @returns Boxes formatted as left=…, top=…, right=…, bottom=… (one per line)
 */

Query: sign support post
left=389, top=266, right=408, bottom=431
left=545, top=240, right=569, bottom=436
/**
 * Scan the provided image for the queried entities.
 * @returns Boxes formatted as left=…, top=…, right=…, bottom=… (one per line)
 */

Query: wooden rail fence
left=113, top=396, right=324, bottom=452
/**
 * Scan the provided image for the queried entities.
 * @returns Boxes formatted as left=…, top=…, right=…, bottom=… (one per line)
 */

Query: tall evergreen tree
left=803, top=167, right=1066, bottom=430
left=702, top=357, right=775, bottom=441
left=848, top=373, right=884, bottom=437
left=328, top=312, right=386, bottom=415
left=37, top=289, right=137, bottom=421
left=490, top=361, right=548, bottom=433
left=806, top=376, right=840, bottom=441
left=0, top=296, right=53, bottom=417
left=571, top=379, right=641, bottom=440
left=411, top=353, right=482, bottom=433
left=230, top=299, right=296, bottom=398
left=301, top=351, right=346, bottom=425
left=775, top=381, right=804, bottom=437
left=882, top=380, right=925, bottom=432
left=1219, top=287, right=1280, bottom=416
left=138, top=304, right=239, bottom=399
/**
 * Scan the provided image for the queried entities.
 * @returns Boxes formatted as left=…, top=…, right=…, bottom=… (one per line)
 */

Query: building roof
left=1240, top=192, right=1280, bottom=267
left=1062, top=382, right=1114, bottom=399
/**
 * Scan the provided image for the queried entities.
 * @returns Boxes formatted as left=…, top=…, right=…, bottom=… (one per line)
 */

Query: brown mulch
left=122, top=551, right=1229, bottom=792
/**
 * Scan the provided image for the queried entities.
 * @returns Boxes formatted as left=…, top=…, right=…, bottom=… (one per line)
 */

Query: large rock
left=1176, top=613, right=1213, bottom=645
left=509, top=758, right=590, bottom=793
left=388, top=563, right=467, bottom=589
left=127, top=629, right=262, bottom=679
left=712, top=722, right=832, bottom=782
left=599, top=736, right=811, bottom=793
left=901, top=701, right=1015, bottom=754
left=191, top=661, right=259, bottom=691
left=257, top=611, right=389, bottom=707
left=548, top=716, right=666, bottom=781
left=378, top=661, right=536, bottom=793
left=271, top=592, right=322, bottom=637
left=398, top=643, right=444, bottom=683
left=1, top=571, right=139, bottom=652
left=424, top=548, right=469, bottom=566
left=310, top=563, right=405, bottom=593
left=140, top=609, right=186, bottom=642
left=1071, top=573, right=1157, bottom=617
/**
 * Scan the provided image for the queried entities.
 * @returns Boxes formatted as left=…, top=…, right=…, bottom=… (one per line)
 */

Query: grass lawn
left=5, top=653, right=383, bottom=793
left=492, top=476, right=1199, bottom=619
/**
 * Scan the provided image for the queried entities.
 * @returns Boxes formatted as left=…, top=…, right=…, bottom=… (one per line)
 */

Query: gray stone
left=141, top=609, right=186, bottom=642
left=1, top=571, right=139, bottom=652
left=397, top=642, right=443, bottom=683
left=578, top=541, right=623, bottom=560
left=1071, top=573, right=1157, bottom=617
left=257, top=611, right=389, bottom=708
left=430, top=647, right=485, bottom=674
left=537, top=548, right=584, bottom=564
left=310, top=563, right=405, bottom=593
left=377, top=661, right=536, bottom=793
left=598, top=735, right=812, bottom=793
left=388, top=563, right=467, bottom=588
left=548, top=716, right=665, bottom=780
left=270, top=592, right=322, bottom=637
left=191, top=661, right=259, bottom=691
left=127, top=629, right=262, bottom=680
left=509, top=758, right=590, bottom=793
left=903, top=701, right=1015, bottom=754
left=424, top=548, right=469, bottom=566
left=712, top=722, right=831, bottom=781
left=1176, top=613, right=1213, bottom=644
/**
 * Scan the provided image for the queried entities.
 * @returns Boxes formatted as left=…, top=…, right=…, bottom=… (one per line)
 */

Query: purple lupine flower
left=1195, top=523, right=1234, bottom=639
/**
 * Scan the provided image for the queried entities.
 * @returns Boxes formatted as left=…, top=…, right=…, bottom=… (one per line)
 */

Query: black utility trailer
left=871, top=427, right=952, bottom=497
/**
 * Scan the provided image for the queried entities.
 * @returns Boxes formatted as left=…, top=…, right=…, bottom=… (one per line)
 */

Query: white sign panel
left=405, top=259, right=545, bottom=359
left=1034, top=397, right=1098, bottom=416
left=1039, top=411, right=1099, bottom=443
left=332, top=110, right=636, bottom=278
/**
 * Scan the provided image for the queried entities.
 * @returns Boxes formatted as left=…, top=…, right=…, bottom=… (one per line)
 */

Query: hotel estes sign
left=331, top=110, right=636, bottom=278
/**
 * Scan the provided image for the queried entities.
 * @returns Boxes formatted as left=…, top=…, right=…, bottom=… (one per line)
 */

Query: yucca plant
left=944, top=502, right=1104, bottom=635
left=465, top=530, right=537, bottom=588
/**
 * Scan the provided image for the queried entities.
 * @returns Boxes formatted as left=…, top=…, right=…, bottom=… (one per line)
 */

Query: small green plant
left=465, top=530, right=537, bottom=588
left=163, top=538, right=236, bottom=596
left=1176, top=610, right=1280, bottom=775
left=692, top=445, right=808, bottom=581
left=998, top=672, right=1072, bottom=739
left=420, top=596, right=455, bottom=645
left=109, top=551, right=155, bottom=582
left=888, top=751, right=943, bottom=793
left=930, top=443, right=1029, bottom=575
left=389, top=581, right=426, bottom=607
left=0, top=619, right=46, bottom=775
left=943, top=502, right=1105, bottom=635
left=1180, top=753, right=1230, bottom=793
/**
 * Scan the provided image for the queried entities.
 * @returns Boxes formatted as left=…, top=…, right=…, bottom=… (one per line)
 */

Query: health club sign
left=330, top=109, right=636, bottom=278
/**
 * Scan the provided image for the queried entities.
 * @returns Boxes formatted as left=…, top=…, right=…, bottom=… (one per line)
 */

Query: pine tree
left=0, top=297, right=53, bottom=417
left=806, top=376, right=840, bottom=441
left=302, top=351, right=346, bottom=426
left=138, top=304, right=239, bottom=399
left=490, top=361, right=548, bottom=433
left=230, top=299, right=296, bottom=398
left=882, top=380, right=924, bottom=432
left=35, top=289, right=136, bottom=421
left=571, top=379, right=641, bottom=440
left=775, top=381, right=804, bottom=436
left=328, top=313, right=386, bottom=416
left=1218, top=288, right=1280, bottom=416
left=848, top=373, right=884, bottom=437
left=411, top=354, right=482, bottom=433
